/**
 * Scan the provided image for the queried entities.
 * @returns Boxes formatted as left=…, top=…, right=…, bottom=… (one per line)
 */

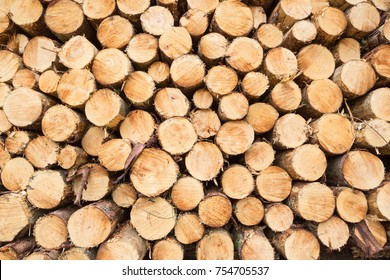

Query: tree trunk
left=216, top=121, right=254, bottom=155
left=281, top=20, right=317, bottom=52
left=81, top=126, right=105, bottom=157
left=5, top=131, right=36, bottom=156
left=12, top=69, right=39, bottom=89
left=58, top=145, right=88, bottom=171
left=366, top=20, right=390, bottom=50
left=367, top=182, right=390, bottom=221
left=364, top=44, right=390, bottom=87
left=350, top=88, right=390, bottom=122
left=58, top=247, right=96, bottom=260
left=354, top=119, right=390, bottom=151
left=269, top=0, right=312, bottom=31
left=198, top=190, right=232, bottom=228
left=82, top=0, right=116, bottom=28
left=0, top=237, right=36, bottom=260
left=255, top=24, right=283, bottom=51
left=187, top=0, right=219, bottom=14
left=312, top=7, right=347, bottom=46
left=344, top=3, right=380, bottom=39
left=332, top=37, right=360, bottom=66
left=117, top=0, right=150, bottom=24
left=24, top=249, right=60, bottom=260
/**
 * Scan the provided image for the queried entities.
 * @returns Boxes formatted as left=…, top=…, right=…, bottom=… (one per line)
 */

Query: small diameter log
left=68, top=199, right=124, bottom=248
left=0, top=83, right=11, bottom=108
left=367, top=20, right=390, bottom=50
left=262, top=47, right=298, bottom=86
left=344, top=3, right=380, bottom=39
left=127, top=33, right=159, bottom=70
left=12, top=69, right=39, bottom=89
left=334, top=187, right=367, bottom=223
left=364, top=44, right=390, bottom=87
left=241, top=72, right=269, bottom=100
left=82, top=0, right=116, bottom=28
left=353, top=218, right=387, bottom=253
left=256, top=166, right=292, bottom=202
left=234, top=227, right=274, bottom=260
left=255, top=24, right=283, bottom=51
left=0, top=110, right=12, bottom=134
left=38, top=70, right=60, bottom=96
left=34, top=207, right=76, bottom=249
left=130, top=197, right=176, bottom=241
left=193, top=89, right=213, bottom=109
left=297, top=44, right=336, bottom=82
left=117, top=0, right=150, bottom=24
left=218, top=92, right=249, bottom=121
left=226, top=37, right=263, bottom=74
left=27, top=170, right=72, bottom=209
left=24, top=250, right=60, bottom=260
left=123, top=71, right=156, bottom=108
left=221, top=165, right=255, bottom=200
left=332, top=59, right=377, bottom=100
left=246, top=103, right=279, bottom=134
left=0, top=237, right=36, bottom=260
left=190, top=109, right=221, bottom=139
left=299, top=79, right=343, bottom=118
left=354, top=119, right=390, bottom=151
left=58, top=247, right=96, bottom=260
left=152, top=238, right=184, bottom=260
left=309, top=113, right=355, bottom=155
left=58, top=36, right=98, bottom=69
left=350, top=88, right=390, bottom=122
left=0, top=11, right=14, bottom=45
left=0, top=193, right=41, bottom=242
left=81, top=126, right=105, bottom=157
left=0, top=140, right=11, bottom=170
left=187, top=0, right=219, bottom=13
left=0, top=50, right=22, bottom=83
left=25, top=136, right=60, bottom=169
left=120, top=110, right=156, bottom=144
left=96, top=223, right=147, bottom=260
left=5, top=131, right=35, bottom=155
left=312, top=7, right=347, bottom=46
left=1, top=157, right=34, bottom=191
left=198, top=33, right=228, bottom=67
left=332, top=38, right=360, bottom=66
left=269, top=81, right=302, bottom=113
left=97, top=16, right=134, bottom=49
left=281, top=20, right=317, bottom=52
left=250, top=6, right=267, bottom=29
left=216, top=121, right=254, bottom=155
left=42, top=105, right=87, bottom=143
left=45, top=0, right=95, bottom=43
left=273, top=228, right=320, bottom=260
left=196, top=229, right=234, bottom=260
left=85, top=88, right=128, bottom=129
left=329, top=0, right=365, bottom=11
left=157, top=0, right=180, bottom=22
left=159, top=27, right=192, bottom=62
left=148, top=62, right=170, bottom=87
left=198, top=191, right=232, bottom=228
left=368, top=182, right=390, bottom=220
left=154, top=88, right=190, bottom=118
left=171, top=176, right=204, bottom=211
left=6, top=33, right=30, bottom=55
left=316, top=216, right=350, bottom=250
left=180, top=9, right=208, bottom=40
left=141, top=6, right=174, bottom=36
left=244, top=141, right=275, bottom=172
left=130, top=148, right=179, bottom=197
left=205, top=65, right=238, bottom=97
left=23, top=36, right=59, bottom=73
left=112, top=183, right=137, bottom=208
left=275, top=144, right=327, bottom=181
left=98, top=139, right=132, bottom=172
left=92, top=49, right=133, bottom=87
left=174, top=213, right=205, bottom=245
left=269, top=0, right=312, bottom=31
left=212, top=1, right=253, bottom=38
left=57, top=145, right=88, bottom=170
left=272, top=114, right=310, bottom=150
left=326, top=150, right=385, bottom=191
left=234, top=196, right=264, bottom=226
left=170, top=54, right=206, bottom=92
left=264, top=203, right=294, bottom=232
left=157, top=117, right=197, bottom=155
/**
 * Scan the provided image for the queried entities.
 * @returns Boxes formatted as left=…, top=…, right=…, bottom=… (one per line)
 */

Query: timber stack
left=0, top=0, right=389, bottom=260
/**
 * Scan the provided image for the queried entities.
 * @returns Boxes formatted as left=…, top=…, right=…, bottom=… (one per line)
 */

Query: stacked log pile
left=0, top=0, right=389, bottom=260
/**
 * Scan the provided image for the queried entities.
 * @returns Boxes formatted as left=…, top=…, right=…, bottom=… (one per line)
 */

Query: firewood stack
left=0, top=0, right=389, bottom=260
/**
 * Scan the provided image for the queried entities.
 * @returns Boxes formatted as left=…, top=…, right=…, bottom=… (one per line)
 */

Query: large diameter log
left=3, top=87, right=56, bottom=129
left=123, top=71, right=156, bottom=109
left=196, top=229, right=234, bottom=260
left=334, top=187, right=368, bottom=223
left=117, top=0, right=150, bottom=24
left=198, top=33, right=228, bottom=67
left=289, top=182, right=335, bottom=222
left=332, top=59, right=377, bottom=100
left=159, top=27, right=192, bottom=62
left=98, top=139, right=132, bottom=172
left=68, top=200, right=124, bottom=248
left=1, top=157, right=34, bottom=191
left=226, top=37, right=263, bottom=74
left=256, top=166, right=292, bottom=202
left=364, top=44, right=390, bottom=87
left=148, top=62, right=170, bottom=87
left=120, top=110, right=156, bottom=144
left=281, top=20, right=317, bottom=53
left=126, top=33, right=159, bottom=70
left=190, top=109, right=221, bottom=139
left=218, top=92, right=249, bottom=121
left=0, top=193, right=41, bottom=242
left=130, top=148, right=179, bottom=197
left=244, top=141, right=275, bottom=172
left=170, top=54, right=205, bottom=92
left=312, top=7, right=347, bottom=46
left=241, top=72, right=269, bottom=100
left=152, top=237, right=184, bottom=260
left=25, top=136, right=60, bottom=169
left=316, top=216, right=350, bottom=250
left=350, top=88, right=390, bottom=122
left=111, top=183, right=137, bottom=208
left=141, top=6, right=174, bottom=36
left=34, top=207, right=77, bottom=249
left=344, top=3, right=380, bottom=39
left=368, top=182, right=390, bottom=221
left=216, top=121, right=254, bottom=155
left=58, top=36, right=98, bottom=69
left=58, top=247, right=96, bottom=260
left=96, top=223, right=147, bottom=260
left=81, top=126, right=105, bottom=157
left=273, top=228, right=320, bottom=260
left=0, top=50, right=22, bottom=83
left=246, top=103, right=279, bottom=134
left=205, top=65, right=238, bottom=97
left=27, top=170, right=72, bottom=209
left=42, top=105, right=87, bottom=143
left=354, top=119, right=390, bottom=151
left=130, top=197, right=176, bottom=241
left=269, top=0, right=312, bottom=31
left=326, top=150, right=385, bottom=191
left=97, top=16, right=134, bottom=49
left=174, top=213, right=205, bottom=245
left=82, top=0, right=116, bottom=28
left=171, top=177, right=204, bottom=211
left=0, top=237, right=36, bottom=260
left=332, top=38, right=360, bottom=66
left=212, top=1, right=253, bottom=38
left=198, top=191, right=232, bottom=228
left=23, top=36, right=60, bottom=73
left=5, top=131, right=35, bottom=156
left=255, top=24, right=283, bottom=51
left=234, top=227, right=274, bottom=260
left=221, top=164, right=254, bottom=200
left=275, top=144, right=327, bottom=181
left=234, top=196, right=264, bottom=227
left=264, top=203, right=294, bottom=232
left=179, top=9, right=209, bottom=40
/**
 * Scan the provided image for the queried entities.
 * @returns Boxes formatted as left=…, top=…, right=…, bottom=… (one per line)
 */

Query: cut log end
left=257, top=166, right=292, bottom=202
left=264, top=203, right=294, bottom=232
left=317, top=216, right=350, bottom=250
left=244, top=141, right=275, bottom=172
left=152, top=238, right=184, bottom=260
left=174, top=213, right=205, bottom=245
left=234, top=196, right=264, bottom=226
left=335, top=187, right=368, bottom=223
left=198, top=192, right=232, bottom=228
left=222, top=165, right=254, bottom=200
left=196, top=229, right=234, bottom=260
